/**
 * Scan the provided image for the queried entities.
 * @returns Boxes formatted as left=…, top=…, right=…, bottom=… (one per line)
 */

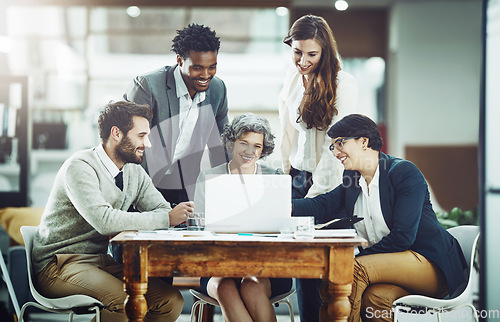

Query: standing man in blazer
left=124, top=23, right=229, bottom=206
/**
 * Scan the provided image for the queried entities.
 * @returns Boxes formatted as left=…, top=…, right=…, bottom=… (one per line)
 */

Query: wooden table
left=111, top=231, right=367, bottom=322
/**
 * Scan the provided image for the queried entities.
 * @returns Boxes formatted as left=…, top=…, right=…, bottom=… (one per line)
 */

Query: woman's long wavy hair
left=283, top=15, right=341, bottom=131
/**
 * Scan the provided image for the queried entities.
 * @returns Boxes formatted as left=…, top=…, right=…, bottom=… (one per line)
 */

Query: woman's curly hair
left=172, top=24, right=220, bottom=59
left=221, top=113, right=275, bottom=159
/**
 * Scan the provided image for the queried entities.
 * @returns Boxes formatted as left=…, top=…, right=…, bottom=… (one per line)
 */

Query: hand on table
left=169, top=201, right=195, bottom=227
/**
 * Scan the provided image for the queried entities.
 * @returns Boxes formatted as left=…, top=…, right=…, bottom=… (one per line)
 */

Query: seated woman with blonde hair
left=194, top=113, right=292, bottom=322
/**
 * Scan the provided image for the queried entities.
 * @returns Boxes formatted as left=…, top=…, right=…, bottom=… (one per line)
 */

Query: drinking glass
left=292, top=216, right=315, bottom=240
left=187, top=212, right=205, bottom=231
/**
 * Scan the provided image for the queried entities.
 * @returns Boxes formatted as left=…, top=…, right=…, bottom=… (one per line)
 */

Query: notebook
left=204, top=174, right=292, bottom=233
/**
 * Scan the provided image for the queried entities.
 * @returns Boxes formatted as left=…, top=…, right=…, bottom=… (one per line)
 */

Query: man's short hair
left=171, top=23, right=220, bottom=59
left=327, top=114, right=383, bottom=151
left=98, top=101, right=153, bottom=142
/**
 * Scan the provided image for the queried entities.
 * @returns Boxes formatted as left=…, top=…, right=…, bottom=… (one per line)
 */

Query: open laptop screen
left=204, top=174, right=291, bottom=233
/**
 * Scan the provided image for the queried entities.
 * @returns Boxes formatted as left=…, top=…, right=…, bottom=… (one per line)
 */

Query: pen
left=237, top=233, right=279, bottom=237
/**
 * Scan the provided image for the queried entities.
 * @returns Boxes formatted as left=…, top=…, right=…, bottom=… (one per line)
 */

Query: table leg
left=320, top=280, right=352, bottom=321
left=320, top=247, right=355, bottom=321
left=123, top=244, right=148, bottom=321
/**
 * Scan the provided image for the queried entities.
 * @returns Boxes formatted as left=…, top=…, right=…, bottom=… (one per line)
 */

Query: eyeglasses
left=329, top=137, right=358, bottom=152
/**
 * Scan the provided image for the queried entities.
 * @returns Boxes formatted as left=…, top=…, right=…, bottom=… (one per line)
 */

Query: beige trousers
left=36, top=254, right=184, bottom=322
left=349, top=250, right=448, bottom=322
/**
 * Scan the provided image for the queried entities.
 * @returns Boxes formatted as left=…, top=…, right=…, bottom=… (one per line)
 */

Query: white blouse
left=353, top=165, right=390, bottom=248
left=287, top=78, right=307, bottom=169
left=279, top=66, right=359, bottom=197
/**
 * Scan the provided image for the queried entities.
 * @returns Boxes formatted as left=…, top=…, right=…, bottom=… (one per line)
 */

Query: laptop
left=204, top=174, right=292, bottom=233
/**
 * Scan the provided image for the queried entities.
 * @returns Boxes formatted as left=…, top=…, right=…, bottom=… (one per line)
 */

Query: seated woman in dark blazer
left=292, top=114, right=467, bottom=322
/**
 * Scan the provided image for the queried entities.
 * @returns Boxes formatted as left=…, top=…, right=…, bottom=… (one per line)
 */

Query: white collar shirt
left=353, top=165, right=390, bottom=250
left=173, top=65, right=205, bottom=162
left=94, top=144, right=120, bottom=181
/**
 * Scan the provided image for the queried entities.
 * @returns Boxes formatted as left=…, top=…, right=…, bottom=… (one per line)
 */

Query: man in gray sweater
left=32, top=101, right=194, bottom=321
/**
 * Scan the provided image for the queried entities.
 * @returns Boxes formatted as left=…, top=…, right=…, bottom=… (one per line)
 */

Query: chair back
left=392, top=225, right=480, bottom=321
left=20, top=226, right=103, bottom=309
left=446, top=225, right=480, bottom=300
left=20, top=226, right=48, bottom=306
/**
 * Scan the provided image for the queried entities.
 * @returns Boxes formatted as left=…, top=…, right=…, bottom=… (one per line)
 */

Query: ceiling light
left=276, top=7, right=289, bottom=17
left=335, top=0, right=349, bottom=11
left=126, top=6, right=141, bottom=18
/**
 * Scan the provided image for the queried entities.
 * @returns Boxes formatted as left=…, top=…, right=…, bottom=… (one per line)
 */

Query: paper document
left=314, top=229, right=357, bottom=238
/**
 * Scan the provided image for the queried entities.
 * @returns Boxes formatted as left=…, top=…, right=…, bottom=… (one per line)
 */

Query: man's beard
left=116, top=136, right=143, bottom=165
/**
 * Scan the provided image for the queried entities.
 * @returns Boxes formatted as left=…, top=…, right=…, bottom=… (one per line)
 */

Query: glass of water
left=292, top=216, right=315, bottom=240
left=187, top=212, right=205, bottom=231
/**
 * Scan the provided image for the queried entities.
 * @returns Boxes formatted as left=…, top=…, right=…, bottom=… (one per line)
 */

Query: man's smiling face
left=177, top=50, right=218, bottom=98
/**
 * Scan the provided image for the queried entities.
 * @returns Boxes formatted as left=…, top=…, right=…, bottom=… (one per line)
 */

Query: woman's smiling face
left=331, top=137, right=364, bottom=171
left=231, top=131, right=264, bottom=171
left=291, top=38, right=322, bottom=77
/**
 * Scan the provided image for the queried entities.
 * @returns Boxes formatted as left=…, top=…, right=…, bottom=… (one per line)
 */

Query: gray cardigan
left=32, top=148, right=172, bottom=275
left=194, top=162, right=283, bottom=213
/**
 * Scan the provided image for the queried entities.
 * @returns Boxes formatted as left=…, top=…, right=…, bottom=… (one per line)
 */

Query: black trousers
left=289, top=167, right=322, bottom=322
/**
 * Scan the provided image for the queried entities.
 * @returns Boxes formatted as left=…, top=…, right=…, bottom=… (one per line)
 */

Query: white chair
left=190, top=288, right=296, bottom=322
left=19, top=226, right=103, bottom=322
left=392, top=225, right=480, bottom=322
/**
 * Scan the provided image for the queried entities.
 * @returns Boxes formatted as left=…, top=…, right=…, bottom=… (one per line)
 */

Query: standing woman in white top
left=279, top=15, right=358, bottom=322
left=279, top=14, right=358, bottom=200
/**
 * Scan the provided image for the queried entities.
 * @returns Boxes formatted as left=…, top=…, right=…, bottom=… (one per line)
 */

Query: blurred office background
left=1, top=0, right=499, bottom=318
left=0, top=0, right=481, bottom=211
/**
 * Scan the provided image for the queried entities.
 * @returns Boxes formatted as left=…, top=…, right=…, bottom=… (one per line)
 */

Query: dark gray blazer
left=124, top=65, right=229, bottom=199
